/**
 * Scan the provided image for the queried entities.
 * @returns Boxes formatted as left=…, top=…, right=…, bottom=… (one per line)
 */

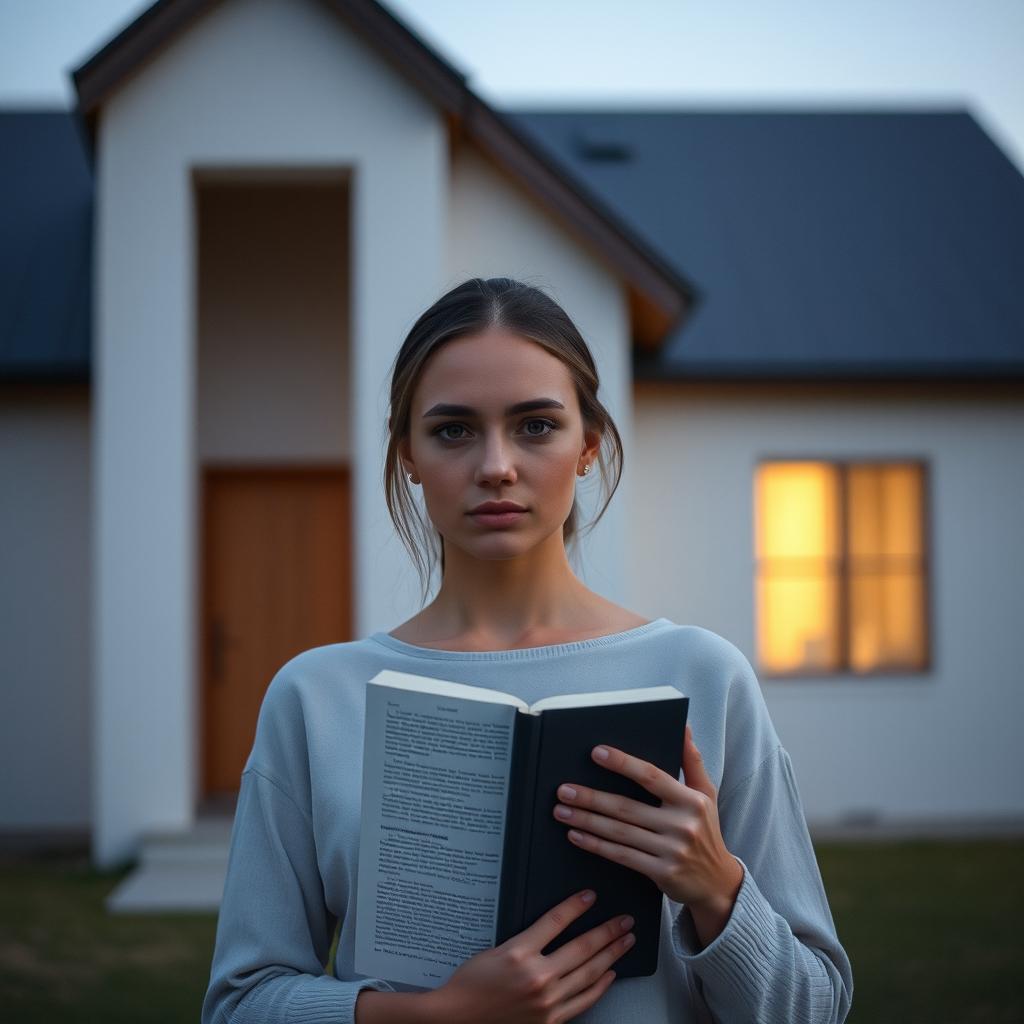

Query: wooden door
left=201, top=466, right=352, bottom=797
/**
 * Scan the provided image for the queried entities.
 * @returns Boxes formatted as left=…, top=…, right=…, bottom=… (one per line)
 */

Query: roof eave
left=632, top=358, right=1024, bottom=383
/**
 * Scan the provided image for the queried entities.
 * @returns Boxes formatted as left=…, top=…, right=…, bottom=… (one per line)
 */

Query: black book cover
left=496, top=695, right=689, bottom=977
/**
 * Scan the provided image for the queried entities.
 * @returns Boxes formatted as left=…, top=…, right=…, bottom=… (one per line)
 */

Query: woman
left=202, top=277, right=853, bottom=1024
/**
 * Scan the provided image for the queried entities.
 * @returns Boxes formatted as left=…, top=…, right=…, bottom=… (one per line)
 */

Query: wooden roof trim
left=70, top=0, right=694, bottom=347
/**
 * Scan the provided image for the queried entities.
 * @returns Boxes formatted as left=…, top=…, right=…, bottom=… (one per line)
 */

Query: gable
left=71, top=0, right=691, bottom=348
left=90, top=0, right=442, bottom=161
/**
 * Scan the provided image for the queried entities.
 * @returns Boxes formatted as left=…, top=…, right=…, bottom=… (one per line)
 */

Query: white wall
left=629, top=382, right=1024, bottom=827
left=94, top=0, right=447, bottom=866
left=0, top=388, right=91, bottom=832
left=447, top=140, right=633, bottom=603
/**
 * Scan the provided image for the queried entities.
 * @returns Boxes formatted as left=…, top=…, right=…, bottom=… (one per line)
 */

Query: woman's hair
left=384, top=276, right=624, bottom=600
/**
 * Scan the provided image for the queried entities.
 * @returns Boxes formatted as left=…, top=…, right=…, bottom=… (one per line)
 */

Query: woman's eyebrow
left=422, top=398, right=566, bottom=418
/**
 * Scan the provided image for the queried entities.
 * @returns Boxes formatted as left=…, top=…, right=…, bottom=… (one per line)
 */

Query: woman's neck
left=398, top=535, right=627, bottom=649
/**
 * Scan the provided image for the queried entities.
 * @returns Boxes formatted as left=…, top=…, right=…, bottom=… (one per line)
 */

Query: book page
left=365, top=668, right=528, bottom=710
left=355, top=676, right=518, bottom=988
left=529, top=684, right=684, bottom=714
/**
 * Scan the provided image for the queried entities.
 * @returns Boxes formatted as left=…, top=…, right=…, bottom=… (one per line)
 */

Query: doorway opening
left=193, top=171, right=352, bottom=808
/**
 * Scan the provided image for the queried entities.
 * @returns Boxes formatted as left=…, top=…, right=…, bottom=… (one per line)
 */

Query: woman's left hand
left=552, top=723, right=743, bottom=913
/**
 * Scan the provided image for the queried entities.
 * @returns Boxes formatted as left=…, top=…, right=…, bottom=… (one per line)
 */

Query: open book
left=354, top=669, right=689, bottom=988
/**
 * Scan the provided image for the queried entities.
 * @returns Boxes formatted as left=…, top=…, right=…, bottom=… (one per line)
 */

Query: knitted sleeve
left=667, top=745, right=854, bottom=1023
left=200, top=765, right=396, bottom=1023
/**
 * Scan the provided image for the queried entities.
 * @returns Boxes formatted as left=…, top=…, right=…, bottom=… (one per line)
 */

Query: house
left=1, top=0, right=1022, bottom=902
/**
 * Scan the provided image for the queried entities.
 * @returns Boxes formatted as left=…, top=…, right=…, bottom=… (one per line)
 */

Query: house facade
left=1, top=0, right=1022, bottom=874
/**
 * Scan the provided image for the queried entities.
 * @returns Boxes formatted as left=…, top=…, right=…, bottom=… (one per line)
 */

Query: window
left=754, top=460, right=929, bottom=676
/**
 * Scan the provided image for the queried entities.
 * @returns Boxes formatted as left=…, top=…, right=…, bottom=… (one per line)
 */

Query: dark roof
left=0, top=110, right=92, bottom=383
left=4, top=108, right=1024, bottom=382
left=69, top=0, right=692, bottom=348
left=507, top=109, right=1024, bottom=380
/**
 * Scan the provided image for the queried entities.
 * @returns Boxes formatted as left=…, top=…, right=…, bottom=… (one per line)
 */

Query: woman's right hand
left=425, top=888, right=635, bottom=1024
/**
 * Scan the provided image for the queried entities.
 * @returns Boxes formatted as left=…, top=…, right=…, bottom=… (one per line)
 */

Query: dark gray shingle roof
left=507, top=109, right=1024, bottom=379
left=2, top=108, right=1023, bottom=382
left=0, top=110, right=92, bottom=382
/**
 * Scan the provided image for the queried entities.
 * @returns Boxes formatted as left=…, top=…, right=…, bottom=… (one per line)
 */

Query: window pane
left=847, top=462, right=926, bottom=671
left=849, top=570, right=927, bottom=671
left=880, top=464, right=924, bottom=558
left=848, top=463, right=923, bottom=559
left=755, top=462, right=841, bottom=673
left=757, top=573, right=842, bottom=672
left=847, top=465, right=883, bottom=560
left=756, top=461, right=841, bottom=561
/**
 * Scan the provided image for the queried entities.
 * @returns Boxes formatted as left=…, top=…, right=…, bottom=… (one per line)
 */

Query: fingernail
left=559, top=785, right=577, bottom=800
left=581, top=889, right=595, bottom=903
left=594, top=746, right=609, bottom=761
left=620, top=915, right=634, bottom=930
left=554, top=805, right=573, bottom=819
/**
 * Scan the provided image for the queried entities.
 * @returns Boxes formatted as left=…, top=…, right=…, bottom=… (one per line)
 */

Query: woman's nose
left=474, top=431, right=517, bottom=485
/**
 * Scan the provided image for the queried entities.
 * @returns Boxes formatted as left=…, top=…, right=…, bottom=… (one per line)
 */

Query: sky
left=1, top=0, right=1023, bottom=172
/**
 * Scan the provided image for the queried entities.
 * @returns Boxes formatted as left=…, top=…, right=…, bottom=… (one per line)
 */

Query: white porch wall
left=94, top=0, right=446, bottom=866
left=629, top=384, right=1024, bottom=828
left=446, top=141, right=632, bottom=602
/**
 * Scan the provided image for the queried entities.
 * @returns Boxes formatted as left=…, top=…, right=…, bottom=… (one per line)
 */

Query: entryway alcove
left=110, top=170, right=354, bottom=911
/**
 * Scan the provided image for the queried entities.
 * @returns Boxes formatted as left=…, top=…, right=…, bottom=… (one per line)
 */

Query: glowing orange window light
left=755, top=460, right=926, bottom=675
left=847, top=463, right=926, bottom=672
left=755, top=462, right=841, bottom=673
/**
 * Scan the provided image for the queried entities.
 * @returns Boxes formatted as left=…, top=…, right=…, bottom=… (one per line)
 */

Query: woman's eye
left=522, top=419, right=556, bottom=437
left=435, top=423, right=470, bottom=441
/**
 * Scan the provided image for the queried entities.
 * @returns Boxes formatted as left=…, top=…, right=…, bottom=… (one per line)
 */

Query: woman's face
left=399, top=327, right=600, bottom=562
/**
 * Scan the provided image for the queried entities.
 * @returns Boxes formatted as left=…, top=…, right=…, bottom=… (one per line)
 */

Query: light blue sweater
left=201, top=619, right=853, bottom=1023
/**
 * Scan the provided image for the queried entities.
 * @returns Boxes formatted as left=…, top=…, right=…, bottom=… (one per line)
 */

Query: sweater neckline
left=368, top=617, right=674, bottom=661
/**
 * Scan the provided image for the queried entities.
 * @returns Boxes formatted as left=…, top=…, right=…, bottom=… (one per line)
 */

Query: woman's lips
left=469, top=510, right=528, bottom=528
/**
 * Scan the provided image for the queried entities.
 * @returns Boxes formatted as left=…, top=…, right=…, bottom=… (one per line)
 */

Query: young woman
left=202, top=278, right=853, bottom=1024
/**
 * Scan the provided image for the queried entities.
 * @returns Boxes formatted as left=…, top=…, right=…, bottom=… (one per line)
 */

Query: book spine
left=494, top=711, right=542, bottom=944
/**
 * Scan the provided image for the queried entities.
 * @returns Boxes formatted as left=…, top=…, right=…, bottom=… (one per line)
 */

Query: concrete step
left=106, top=817, right=233, bottom=914
left=138, top=818, right=233, bottom=867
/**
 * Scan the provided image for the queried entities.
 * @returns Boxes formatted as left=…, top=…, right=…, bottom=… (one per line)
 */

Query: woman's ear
left=577, top=426, right=602, bottom=478
left=398, top=436, right=418, bottom=481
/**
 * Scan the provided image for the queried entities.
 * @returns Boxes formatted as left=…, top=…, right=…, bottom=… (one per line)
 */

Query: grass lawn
left=1, top=839, right=1021, bottom=1022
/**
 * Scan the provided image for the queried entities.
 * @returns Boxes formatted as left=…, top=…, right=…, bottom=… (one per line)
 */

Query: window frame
left=754, top=455, right=933, bottom=679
